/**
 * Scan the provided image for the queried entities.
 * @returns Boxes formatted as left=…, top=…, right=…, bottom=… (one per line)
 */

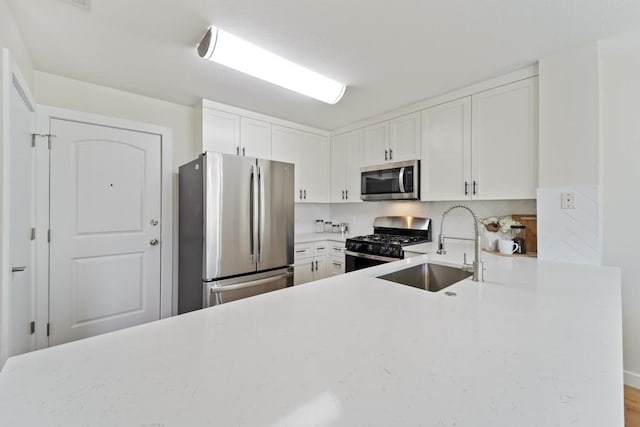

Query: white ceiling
left=8, top=0, right=640, bottom=130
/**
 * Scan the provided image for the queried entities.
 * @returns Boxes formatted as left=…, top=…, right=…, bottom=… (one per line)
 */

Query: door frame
left=34, top=106, right=173, bottom=350
left=0, top=49, right=37, bottom=366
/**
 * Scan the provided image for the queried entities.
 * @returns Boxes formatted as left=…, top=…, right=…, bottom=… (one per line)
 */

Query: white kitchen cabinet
left=301, top=133, right=330, bottom=203
left=327, top=241, right=345, bottom=276
left=293, top=242, right=327, bottom=285
left=362, top=121, right=389, bottom=166
left=420, top=97, right=472, bottom=201
left=201, top=109, right=240, bottom=155
left=240, top=117, right=271, bottom=159
left=330, top=129, right=363, bottom=203
left=471, top=77, right=538, bottom=199
left=389, top=112, right=421, bottom=162
left=271, top=125, right=303, bottom=198
left=420, top=78, right=537, bottom=201
left=362, top=113, right=421, bottom=166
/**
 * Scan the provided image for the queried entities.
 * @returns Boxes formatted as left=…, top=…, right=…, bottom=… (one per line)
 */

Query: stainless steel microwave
left=360, top=160, right=420, bottom=201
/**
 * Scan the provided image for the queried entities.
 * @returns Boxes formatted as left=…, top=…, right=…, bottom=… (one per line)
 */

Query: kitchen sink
left=377, top=263, right=472, bottom=292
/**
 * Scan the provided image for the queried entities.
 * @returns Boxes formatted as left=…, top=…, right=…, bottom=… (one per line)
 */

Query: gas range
left=345, top=216, right=432, bottom=271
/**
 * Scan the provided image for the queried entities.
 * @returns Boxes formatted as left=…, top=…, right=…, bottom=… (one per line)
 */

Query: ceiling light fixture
left=197, top=26, right=346, bottom=104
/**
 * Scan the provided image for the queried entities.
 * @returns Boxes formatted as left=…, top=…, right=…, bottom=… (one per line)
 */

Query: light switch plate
left=561, top=192, right=576, bottom=209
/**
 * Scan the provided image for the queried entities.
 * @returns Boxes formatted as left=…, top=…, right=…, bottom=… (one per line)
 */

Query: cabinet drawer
left=328, top=256, right=345, bottom=276
left=314, top=241, right=328, bottom=256
left=329, top=242, right=344, bottom=256
left=294, top=243, right=314, bottom=260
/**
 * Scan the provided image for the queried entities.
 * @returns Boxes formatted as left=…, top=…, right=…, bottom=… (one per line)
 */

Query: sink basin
left=377, top=262, right=472, bottom=292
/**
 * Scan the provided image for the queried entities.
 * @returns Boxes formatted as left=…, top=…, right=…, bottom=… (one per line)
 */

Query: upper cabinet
left=330, top=129, right=363, bottom=203
left=272, top=125, right=329, bottom=203
left=389, top=112, right=421, bottom=162
left=240, top=117, right=271, bottom=159
left=201, top=109, right=240, bottom=155
left=421, top=97, right=472, bottom=201
left=362, top=112, right=421, bottom=166
left=199, top=108, right=271, bottom=158
left=471, top=78, right=538, bottom=199
left=420, top=77, right=538, bottom=201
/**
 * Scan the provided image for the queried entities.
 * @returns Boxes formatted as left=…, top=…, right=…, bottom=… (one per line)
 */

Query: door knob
left=150, top=219, right=159, bottom=226
left=150, top=239, right=159, bottom=246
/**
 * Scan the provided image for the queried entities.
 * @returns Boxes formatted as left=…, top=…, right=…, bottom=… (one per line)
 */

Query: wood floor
left=627, top=385, right=640, bottom=427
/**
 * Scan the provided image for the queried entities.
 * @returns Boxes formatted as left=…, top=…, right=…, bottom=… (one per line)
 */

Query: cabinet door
left=240, top=117, right=271, bottom=159
left=294, top=260, right=315, bottom=285
left=389, top=112, right=421, bottom=162
left=313, top=257, right=327, bottom=280
left=344, top=129, right=363, bottom=202
left=202, top=109, right=240, bottom=155
left=362, top=122, right=389, bottom=166
left=271, top=125, right=303, bottom=200
left=420, top=98, right=472, bottom=201
left=471, top=78, right=538, bottom=199
left=301, top=133, right=330, bottom=203
left=328, top=257, right=345, bottom=276
left=330, top=133, right=347, bottom=203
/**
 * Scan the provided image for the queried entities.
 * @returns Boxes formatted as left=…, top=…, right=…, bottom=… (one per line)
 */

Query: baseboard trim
left=625, top=370, right=640, bottom=388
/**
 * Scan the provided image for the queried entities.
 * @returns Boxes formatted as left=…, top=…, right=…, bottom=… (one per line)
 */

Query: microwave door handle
left=398, top=167, right=406, bottom=193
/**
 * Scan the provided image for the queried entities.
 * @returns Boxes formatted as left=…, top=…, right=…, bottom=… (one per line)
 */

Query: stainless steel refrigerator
left=178, top=152, right=294, bottom=313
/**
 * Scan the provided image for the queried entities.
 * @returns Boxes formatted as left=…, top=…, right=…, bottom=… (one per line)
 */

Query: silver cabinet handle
left=303, top=189, right=307, bottom=199
left=464, top=181, right=469, bottom=196
left=341, top=190, right=344, bottom=200
left=11, top=266, right=26, bottom=272
left=150, top=239, right=159, bottom=246
left=345, top=189, right=348, bottom=199
left=299, top=189, right=302, bottom=200
left=332, top=262, right=342, bottom=267
left=296, top=249, right=306, bottom=253
left=317, top=246, right=325, bottom=250
left=315, top=260, right=318, bottom=270
left=389, top=149, right=393, bottom=160
left=384, top=149, right=388, bottom=161
left=242, top=147, right=246, bottom=156
left=236, top=146, right=240, bottom=155
left=311, top=262, right=314, bottom=272
left=473, top=181, right=477, bottom=195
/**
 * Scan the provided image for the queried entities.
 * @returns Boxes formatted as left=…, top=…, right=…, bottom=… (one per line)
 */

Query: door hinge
left=30, top=321, right=35, bottom=334
left=30, top=227, right=36, bottom=240
left=47, top=229, right=51, bottom=243
left=46, top=323, right=50, bottom=337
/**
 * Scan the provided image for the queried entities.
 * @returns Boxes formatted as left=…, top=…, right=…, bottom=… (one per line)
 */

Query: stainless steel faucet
left=437, top=204, right=484, bottom=282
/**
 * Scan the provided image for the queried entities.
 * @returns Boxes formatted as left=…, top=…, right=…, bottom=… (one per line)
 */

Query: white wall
left=34, top=71, right=196, bottom=315
left=538, top=43, right=600, bottom=188
left=537, top=43, right=602, bottom=265
left=0, top=0, right=33, bottom=89
left=599, top=33, right=640, bottom=388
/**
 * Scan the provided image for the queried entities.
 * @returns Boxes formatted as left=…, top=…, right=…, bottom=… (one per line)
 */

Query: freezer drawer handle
left=209, top=272, right=294, bottom=294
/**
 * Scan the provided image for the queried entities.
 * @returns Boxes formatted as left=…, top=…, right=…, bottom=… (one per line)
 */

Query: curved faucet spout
left=437, top=204, right=483, bottom=282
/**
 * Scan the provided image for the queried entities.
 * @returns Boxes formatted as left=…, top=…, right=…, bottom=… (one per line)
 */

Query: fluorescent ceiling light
left=197, top=26, right=346, bottom=104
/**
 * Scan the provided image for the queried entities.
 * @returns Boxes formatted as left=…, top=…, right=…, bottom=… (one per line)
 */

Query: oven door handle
left=344, top=250, right=400, bottom=263
left=398, top=167, right=406, bottom=193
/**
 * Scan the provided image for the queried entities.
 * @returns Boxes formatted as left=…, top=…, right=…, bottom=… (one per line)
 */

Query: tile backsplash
left=536, top=186, right=600, bottom=265
left=297, top=200, right=537, bottom=239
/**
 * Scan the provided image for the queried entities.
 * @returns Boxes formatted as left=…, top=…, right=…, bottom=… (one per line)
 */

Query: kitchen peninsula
left=0, top=245, right=622, bottom=426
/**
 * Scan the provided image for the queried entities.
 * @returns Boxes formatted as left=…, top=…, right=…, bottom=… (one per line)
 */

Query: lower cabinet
left=294, top=240, right=344, bottom=285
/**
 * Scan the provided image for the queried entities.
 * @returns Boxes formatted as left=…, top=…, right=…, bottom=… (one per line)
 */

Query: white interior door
left=7, top=68, right=35, bottom=357
left=49, top=119, right=162, bottom=346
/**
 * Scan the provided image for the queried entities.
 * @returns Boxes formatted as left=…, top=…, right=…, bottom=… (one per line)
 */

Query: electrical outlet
left=561, top=192, right=576, bottom=209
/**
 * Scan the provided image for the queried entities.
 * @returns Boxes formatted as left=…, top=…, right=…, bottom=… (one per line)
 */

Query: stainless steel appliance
left=345, top=216, right=431, bottom=272
left=178, top=152, right=294, bottom=313
left=360, top=160, right=419, bottom=201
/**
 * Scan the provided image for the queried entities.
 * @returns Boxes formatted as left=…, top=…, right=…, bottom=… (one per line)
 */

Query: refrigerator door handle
left=209, top=272, right=293, bottom=294
left=258, top=164, right=265, bottom=264
left=249, top=164, right=256, bottom=263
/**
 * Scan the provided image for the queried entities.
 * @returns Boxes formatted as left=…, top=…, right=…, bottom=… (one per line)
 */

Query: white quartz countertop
left=295, top=232, right=347, bottom=243
left=0, top=244, right=623, bottom=426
